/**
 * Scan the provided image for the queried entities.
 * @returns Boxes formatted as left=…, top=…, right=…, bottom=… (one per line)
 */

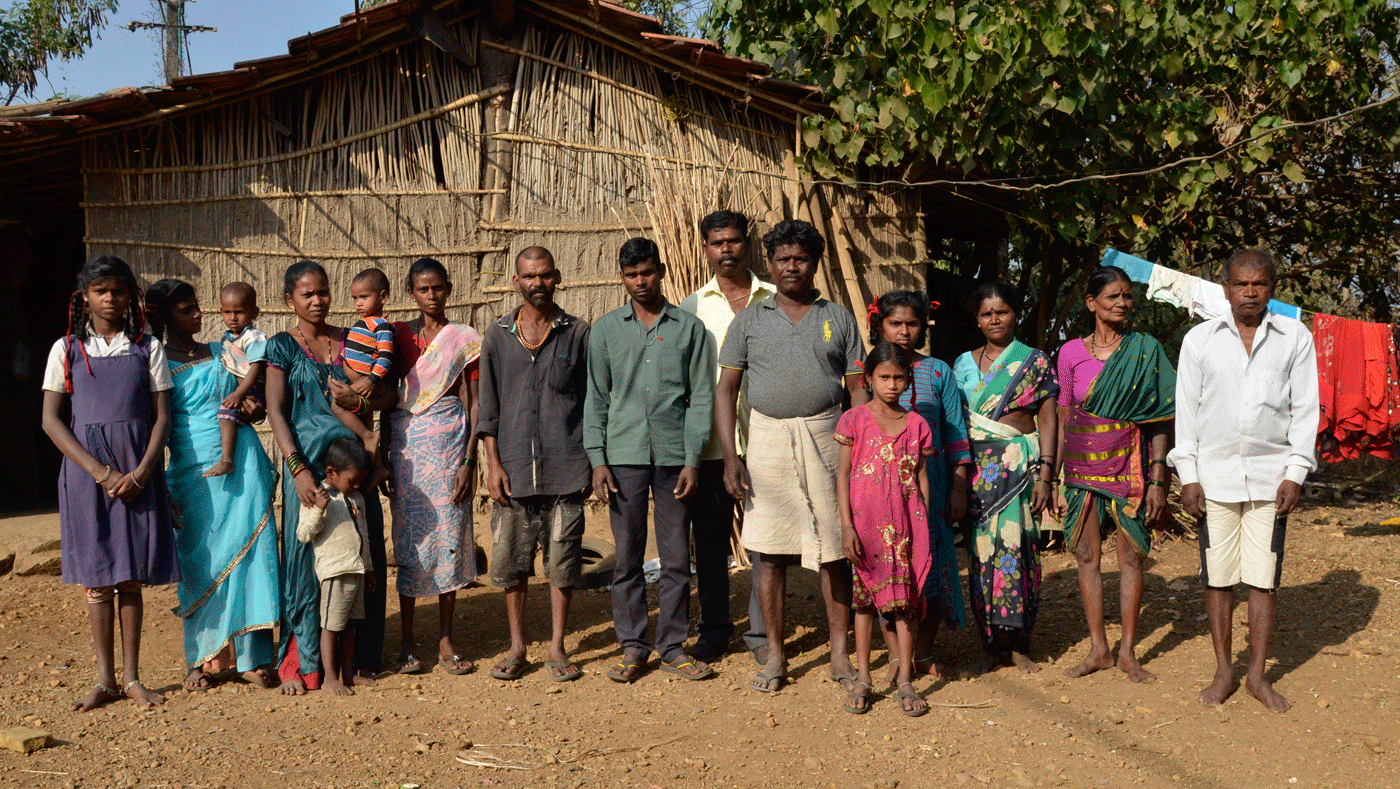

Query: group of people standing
left=40, top=212, right=1316, bottom=717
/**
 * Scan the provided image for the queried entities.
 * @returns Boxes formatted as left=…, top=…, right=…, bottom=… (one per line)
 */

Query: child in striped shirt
left=333, top=268, right=394, bottom=485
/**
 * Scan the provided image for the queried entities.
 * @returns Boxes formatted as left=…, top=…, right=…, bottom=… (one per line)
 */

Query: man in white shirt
left=678, top=210, right=777, bottom=664
left=1169, top=248, right=1318, bottom=714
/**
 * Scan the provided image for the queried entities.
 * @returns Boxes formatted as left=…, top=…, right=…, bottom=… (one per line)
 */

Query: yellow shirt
left=679, top=274, right=777, bottom=461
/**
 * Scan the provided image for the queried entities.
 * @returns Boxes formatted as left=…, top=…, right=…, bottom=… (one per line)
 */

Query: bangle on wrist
left=95, top=465, right=111, bottom=485
left=128, top=474, right=145, bottom=490
left=1148, top=479, right=1167, bottom=488
left=460, top=456, right=476, bottom=468
left=1149, top=459, right=1167, bottom=467
left=292, top=466, right=312, bottom=479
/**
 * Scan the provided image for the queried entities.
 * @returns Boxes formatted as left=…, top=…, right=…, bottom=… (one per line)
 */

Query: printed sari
left=166, top=344, right=279, bottom=671
left=954, top=340, right=1059, bottom=651
left=1062, top=332, right=1176, bottom=556
left=389, top=322, right=482, bottom=597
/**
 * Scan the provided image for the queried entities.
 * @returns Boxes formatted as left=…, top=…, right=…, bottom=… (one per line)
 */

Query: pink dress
left=834, top=406, right=935, bottom=615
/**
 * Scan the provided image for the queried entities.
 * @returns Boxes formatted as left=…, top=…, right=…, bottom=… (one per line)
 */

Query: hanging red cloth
left=1313, top=313, right=1400, bottom=462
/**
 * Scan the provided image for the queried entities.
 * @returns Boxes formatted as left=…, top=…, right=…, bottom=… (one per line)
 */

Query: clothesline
left=1100, top=249, right=1303, bottom=321
left=1099, top=249, right=1398, bottom=465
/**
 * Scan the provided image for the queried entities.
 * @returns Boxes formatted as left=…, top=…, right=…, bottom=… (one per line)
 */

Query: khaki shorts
left=490, top=493, right=585, bottom=588
left=1199, top=499, right=1286, bottom=591
left=319, top=574, right=366, bottom=632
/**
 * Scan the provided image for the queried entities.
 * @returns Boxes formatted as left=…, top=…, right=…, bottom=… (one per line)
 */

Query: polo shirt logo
left=823, top=320, right=832, bottom=342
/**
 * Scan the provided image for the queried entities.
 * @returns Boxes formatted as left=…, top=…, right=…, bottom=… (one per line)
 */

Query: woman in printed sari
left=1056, top=265, right=1175, bottom=683
left=388, top=258, right=482, bottom=676
left=952, top=283, right=1060, bottom=674
left=869, top=290, right=971, bottom=682
left=265, top=261, right=390, bottom=694
left=145, top=279, right=279, bottom=691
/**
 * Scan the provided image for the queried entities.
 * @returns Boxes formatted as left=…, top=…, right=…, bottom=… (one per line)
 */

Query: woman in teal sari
left=953, top=283, right=1060, bottom=674
left=1055, top=266, right=1175, bottom=683
left=265, top=261, right=389, bottom=694
left=146, top=279, right=279, bottom=690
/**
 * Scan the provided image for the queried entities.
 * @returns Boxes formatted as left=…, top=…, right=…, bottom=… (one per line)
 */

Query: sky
left=36, top=0, right=355, bottom=101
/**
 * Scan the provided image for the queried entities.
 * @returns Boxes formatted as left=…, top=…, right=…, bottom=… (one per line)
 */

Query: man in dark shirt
left=477, top=246, right=591, bottom=683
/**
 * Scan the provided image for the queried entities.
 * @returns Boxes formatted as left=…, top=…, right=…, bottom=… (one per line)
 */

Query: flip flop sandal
left=842, top=681, right=874, bottom=715
left=183, top=669, right=214, bottom=692
left=489, top=656, right=529, bottom=680
left=750, top=668, right=785, bottom=693
left=830, top=672, right=859, bottom=692
left=606, top=656, right=644, bottom=683
left=439, top=654, right=475, bottom=675
left=660, top=658, right=714, bottom=681
left=896, top=682, right=929, bottom=717
left=544, top=660, right=583, bottom=683
left=396, top=654, right=426, bottom=675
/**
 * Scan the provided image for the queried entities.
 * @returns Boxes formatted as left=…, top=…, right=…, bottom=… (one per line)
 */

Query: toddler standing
left=40, top=255, right=180, bottom=711
left=835, top=342, right=934, bottom=717
left=208, top=281, right=267, bottom=477
left=296, top=438, right=377, bottom=695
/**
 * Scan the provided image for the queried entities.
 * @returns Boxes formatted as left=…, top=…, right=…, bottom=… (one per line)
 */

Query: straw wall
left=81, top=11, right=926, bottom=338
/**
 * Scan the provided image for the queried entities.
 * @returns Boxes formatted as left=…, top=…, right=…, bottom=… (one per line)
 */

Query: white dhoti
left=740, top=405, right=844, bottom=571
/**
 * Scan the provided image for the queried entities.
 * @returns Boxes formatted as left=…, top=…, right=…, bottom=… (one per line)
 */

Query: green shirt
left=583, top=301, right=716, bottom=468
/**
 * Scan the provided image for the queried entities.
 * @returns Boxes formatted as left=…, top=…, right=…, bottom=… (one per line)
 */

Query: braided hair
left=144, top=278, right=195, bottom=342
left=64, top=255, right=147, bottom=394
left=867, top=290, right=931, bottom=348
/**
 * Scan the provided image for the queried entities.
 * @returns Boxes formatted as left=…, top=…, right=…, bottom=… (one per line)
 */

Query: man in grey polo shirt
left=716, top=219, right=867, bottom=694
left=477, top=247, right=591, bottom=683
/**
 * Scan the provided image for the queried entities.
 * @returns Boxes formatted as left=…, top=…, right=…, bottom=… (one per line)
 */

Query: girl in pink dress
left=835, top=342, right=934, bottom=718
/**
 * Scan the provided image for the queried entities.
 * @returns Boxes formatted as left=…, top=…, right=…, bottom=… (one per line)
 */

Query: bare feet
left=352, top=671, right=377, bottom=688
left=1196, top=667, right=1237, bottom=706
left=1117, top=654, right=1156, bottom=683
left=1010, top=651, right=1041, bottom=673
left=1245, top=674, right=1292, bottom=713
left=972, top=650, right=1005, bottom=677
left=71, top=684, right=123, bottom=712
left=278, top=678, right=306, bottom=696
left=125, top=681, right=166, bottom=708
left=913, top=657, right=956, bottom=681
left=202, top=459, right=234, bottom=478
left=1064, top=648, right=1115, bottom=679
left=183, top=668, right=214, bottom=691
left=323, top=677, right=355, bottom=696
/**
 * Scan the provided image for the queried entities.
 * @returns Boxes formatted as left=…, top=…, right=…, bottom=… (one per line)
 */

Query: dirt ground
left=1, top=496, right=1398, bottom=789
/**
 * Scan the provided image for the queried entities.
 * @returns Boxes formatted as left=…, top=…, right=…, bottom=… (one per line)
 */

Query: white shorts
left=1198, top=500, right=1286, bottom=591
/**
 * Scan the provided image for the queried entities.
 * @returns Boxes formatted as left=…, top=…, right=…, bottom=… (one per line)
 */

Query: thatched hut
left=0, top=0, right=1007, bottom=507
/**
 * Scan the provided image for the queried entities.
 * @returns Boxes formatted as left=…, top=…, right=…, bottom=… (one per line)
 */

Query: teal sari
left=166, top=343, right=279, bottom=671
left=265, top=331, right=387, bottom=686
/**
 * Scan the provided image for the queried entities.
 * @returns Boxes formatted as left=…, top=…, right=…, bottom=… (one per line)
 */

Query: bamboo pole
left=84, top=237, right=507, bottom=258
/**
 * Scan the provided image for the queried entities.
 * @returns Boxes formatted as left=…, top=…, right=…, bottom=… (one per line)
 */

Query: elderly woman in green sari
left=953, top=283, right=1060, bottom=674
left=1055, top=266, right=1175, bottom=683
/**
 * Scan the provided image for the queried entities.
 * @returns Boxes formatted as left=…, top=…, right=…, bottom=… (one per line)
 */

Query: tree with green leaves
left=1, top=0, right=118, bottom=105
left=708, top=0, right=1400, bottom=345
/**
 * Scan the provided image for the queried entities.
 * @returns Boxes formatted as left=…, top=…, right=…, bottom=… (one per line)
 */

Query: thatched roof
left=0, top=0, right=825, bottom=152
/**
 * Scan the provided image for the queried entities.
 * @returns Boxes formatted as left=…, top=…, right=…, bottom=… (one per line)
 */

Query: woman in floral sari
left=388, top=258, right=482, bottom=675
left=145, top=279, right=279, bottom=691
left=1056, top=265, right=1175, bottom=684
left=953, top=283, right=1060, bottom=674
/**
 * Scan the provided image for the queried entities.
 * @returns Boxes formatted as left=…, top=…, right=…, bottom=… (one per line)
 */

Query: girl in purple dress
left=835, top=342, right=934, bottom=718
left=40, top=256, right=180, bottom=711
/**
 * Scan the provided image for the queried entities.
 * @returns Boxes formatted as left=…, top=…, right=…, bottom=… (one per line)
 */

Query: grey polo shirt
left=476, top=307, right=592, bottom=497
left=718, top=295, right=865, bottom=419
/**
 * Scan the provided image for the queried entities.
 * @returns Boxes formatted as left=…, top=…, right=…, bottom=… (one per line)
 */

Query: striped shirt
left=342, top=315, right=395, bottom=380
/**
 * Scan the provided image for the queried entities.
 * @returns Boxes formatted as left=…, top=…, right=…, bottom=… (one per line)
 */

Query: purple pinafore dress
left=58, top=338, right=180, bottom=588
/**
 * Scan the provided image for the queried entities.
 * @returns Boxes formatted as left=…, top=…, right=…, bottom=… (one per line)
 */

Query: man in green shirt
left=584, top=237, right=716, bottom=683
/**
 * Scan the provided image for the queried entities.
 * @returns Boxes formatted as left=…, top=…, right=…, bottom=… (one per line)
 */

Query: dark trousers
left=690, top=460, right=735, bottom=645
left=610, top=465, right=691, bottom=662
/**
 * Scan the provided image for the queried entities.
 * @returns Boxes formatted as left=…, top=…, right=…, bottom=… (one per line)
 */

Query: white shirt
left=41, top=326, right=173, bottom=393
left=1168, top=312, right=1319, bottom=502
left=679, top=274, right=777, bottom=461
